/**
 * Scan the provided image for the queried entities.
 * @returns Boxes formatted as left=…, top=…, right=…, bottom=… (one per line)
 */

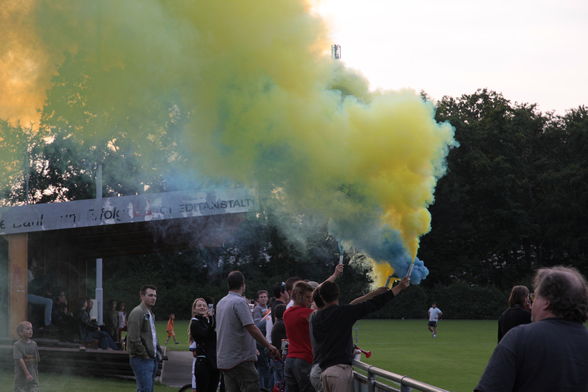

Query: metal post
left=95, top=164, right=103, bottom=325
left=367, top=369, right=376, bottom=392
left=400, top=375, right=412, bottom=392
left=24, top=150, right=30, bottom=205
left=331, top=44, right=342, bottom=60
left=96, top=258, right=103, bottom=325
left=400, top=385, right=411, bottom=392
left=96, top=163, right=103, bottom=200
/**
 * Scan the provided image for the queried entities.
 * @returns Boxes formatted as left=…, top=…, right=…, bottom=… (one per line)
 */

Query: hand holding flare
left=385, top=274, right=410, bottom=294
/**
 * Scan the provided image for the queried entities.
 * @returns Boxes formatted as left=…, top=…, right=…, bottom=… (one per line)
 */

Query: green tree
left=421, top=90, right=588, bottom=289
left=422, top=90, right=544, bottom=287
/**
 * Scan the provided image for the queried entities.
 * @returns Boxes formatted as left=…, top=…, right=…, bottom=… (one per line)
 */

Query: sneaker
left=433, top=334, right=437, bottom=338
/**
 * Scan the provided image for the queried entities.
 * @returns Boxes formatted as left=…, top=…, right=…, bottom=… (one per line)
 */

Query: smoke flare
left=0, top=0, right=456, bottom=283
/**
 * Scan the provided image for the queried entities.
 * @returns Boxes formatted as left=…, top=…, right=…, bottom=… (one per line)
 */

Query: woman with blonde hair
left=189, top=297, right=219, bottom=392
left=187, top=300, right=199, bottom=392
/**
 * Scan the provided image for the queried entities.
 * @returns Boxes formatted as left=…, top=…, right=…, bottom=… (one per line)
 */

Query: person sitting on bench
left=76, top=298, right=118, bottom=350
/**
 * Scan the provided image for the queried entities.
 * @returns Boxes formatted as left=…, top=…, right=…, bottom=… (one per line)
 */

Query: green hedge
left=370, top=283, right=506, bottom=320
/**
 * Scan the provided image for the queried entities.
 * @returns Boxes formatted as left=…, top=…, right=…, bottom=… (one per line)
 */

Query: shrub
left=368, top=283, right=505, bottom=319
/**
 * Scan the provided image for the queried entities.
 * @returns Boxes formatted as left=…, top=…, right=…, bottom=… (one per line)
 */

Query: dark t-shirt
left=475, top=318, right=588, bottom=392
left=311, top=290, right=395, bottom=370
left=271, top=319, right=286, bottom=350
left=271, top=300, right=286, bottom=323
left=497, top=305, right=531, bottom=342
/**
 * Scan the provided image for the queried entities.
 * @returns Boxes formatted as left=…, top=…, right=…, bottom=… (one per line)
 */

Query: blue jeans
left=28, top=294, right=53, bottom=326
left=284, top=357, right=314, bottom=392
left=256, top=347, right=274, bottom=390
left=271, top=358, right=284, bottom=386
left=88, top=330, right=119, bottom=349
left=130, top=357, right=158, bottom=392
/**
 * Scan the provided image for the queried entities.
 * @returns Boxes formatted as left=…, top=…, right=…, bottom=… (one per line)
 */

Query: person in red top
left=283, top=281, right=315, bottom=392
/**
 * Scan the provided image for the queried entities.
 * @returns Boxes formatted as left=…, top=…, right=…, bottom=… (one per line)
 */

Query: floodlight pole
left=331, top=44, right=341, bottom=60
left=95, top=164, right=103, bottom=325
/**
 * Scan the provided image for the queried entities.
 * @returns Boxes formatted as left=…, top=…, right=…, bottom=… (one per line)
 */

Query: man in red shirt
left=283, top=281, right=315, bottom=392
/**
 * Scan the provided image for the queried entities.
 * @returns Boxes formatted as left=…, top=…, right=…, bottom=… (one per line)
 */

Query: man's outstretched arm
left=244, top=324, right=281, bottom=360
left=323, top=264, right=344, bottom=284
left=349, top=287, right=389, bottom=305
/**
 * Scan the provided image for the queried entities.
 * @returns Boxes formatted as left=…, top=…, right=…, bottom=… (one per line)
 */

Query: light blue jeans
left=271, top=358, right=284, bottom=386
left=130, top=357, right=158, bottom=392
left=28, top=294, right=52, bottom=326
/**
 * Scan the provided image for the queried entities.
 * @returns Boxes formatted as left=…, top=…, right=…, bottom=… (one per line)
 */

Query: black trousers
left=194, top=357, right=220, bottom=392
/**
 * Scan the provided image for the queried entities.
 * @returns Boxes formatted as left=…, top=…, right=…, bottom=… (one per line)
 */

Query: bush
left=368, top=283, right=506, bottom=320
left=371, top=285, right=429, bottom=319
left=430, top=282, right=505, bottom=319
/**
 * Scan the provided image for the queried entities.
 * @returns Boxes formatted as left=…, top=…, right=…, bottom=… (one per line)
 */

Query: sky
left=314, top=0, right=588, bottom=114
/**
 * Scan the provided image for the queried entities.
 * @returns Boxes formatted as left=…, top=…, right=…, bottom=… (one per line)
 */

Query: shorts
left=428, top=321, right=437, bottom=327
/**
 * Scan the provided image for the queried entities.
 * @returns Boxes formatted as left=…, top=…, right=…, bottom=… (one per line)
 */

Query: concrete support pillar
left=7, top=233, right=28, bottom=338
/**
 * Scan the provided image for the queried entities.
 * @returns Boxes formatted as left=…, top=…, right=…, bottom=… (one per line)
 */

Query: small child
left=13, top=321, right=40, bottom=392
left=165, top=313, right=179, bottom=345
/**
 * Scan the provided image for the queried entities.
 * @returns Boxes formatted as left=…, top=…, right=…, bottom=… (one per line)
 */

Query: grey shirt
left=14, top=339, right=40, bottom=389
left=216, top=291, right=256, bottom=369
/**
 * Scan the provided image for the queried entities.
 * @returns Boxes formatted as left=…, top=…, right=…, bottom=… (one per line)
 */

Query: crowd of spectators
left=27, top=271, right=127, bottom=350
left=194, top=264, right=410, bottom=392
left=23, top=259, right=588, bottom=392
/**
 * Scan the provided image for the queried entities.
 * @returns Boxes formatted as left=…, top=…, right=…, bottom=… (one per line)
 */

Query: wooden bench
left=0, top=343, right=164, bottom=379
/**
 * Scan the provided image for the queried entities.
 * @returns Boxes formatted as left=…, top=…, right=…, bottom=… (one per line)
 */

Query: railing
left=352, top=360, right=451, bottom=392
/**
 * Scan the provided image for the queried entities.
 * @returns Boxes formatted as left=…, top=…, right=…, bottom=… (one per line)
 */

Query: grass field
left=0, top=370, right=179, bottom=392
left=351, top=320, right=495, bottom=392
left=159, top=318, right=496, bottom=392
left=1, top=319, right=497, bottom=391
left=157, top=319, right=191, bottom=351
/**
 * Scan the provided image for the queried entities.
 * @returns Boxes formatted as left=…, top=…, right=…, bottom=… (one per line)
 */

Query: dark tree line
left=420, top=89, right=588, bottom=291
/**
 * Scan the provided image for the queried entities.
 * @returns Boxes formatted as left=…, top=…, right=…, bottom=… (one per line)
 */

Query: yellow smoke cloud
left=369, top=260, right=397, bottom=288
left=0, top=0, right=456, bottom=282
left=0, top=0, right=47, bottom=125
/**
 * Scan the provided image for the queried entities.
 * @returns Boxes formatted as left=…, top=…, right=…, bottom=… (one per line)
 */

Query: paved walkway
left=161, top=350, right=193, bottom=388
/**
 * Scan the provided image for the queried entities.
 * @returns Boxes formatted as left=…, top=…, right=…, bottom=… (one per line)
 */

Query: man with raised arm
left=311, top=277, right=410, bottom=392
left=216, top=271, right=281, bottom=392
